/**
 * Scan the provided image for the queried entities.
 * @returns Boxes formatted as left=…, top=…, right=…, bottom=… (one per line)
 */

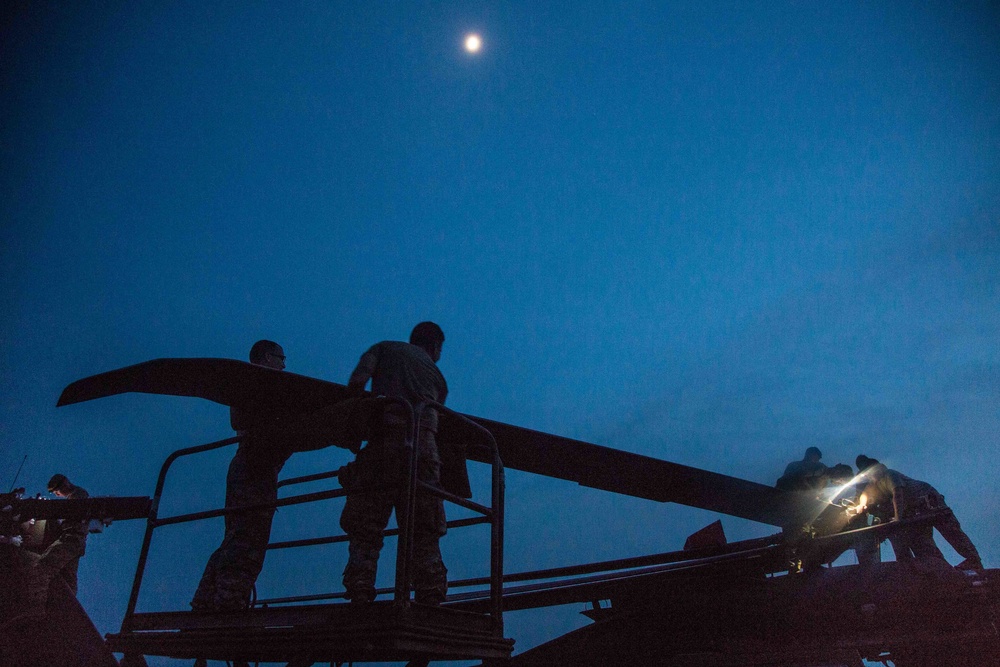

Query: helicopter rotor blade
left=58, top=358, right=805, bottom=527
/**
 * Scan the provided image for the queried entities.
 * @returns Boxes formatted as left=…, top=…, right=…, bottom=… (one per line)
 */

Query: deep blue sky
left=2, top=2, right=999, bottom=663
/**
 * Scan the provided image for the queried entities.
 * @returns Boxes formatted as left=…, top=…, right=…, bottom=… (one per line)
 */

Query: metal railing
left=120, top=397, right=505, bottom=637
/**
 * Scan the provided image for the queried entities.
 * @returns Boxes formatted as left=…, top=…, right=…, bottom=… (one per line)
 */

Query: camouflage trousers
left=340, top=426, right=448, bottom=603
left=25, top=534, right=87, bottom=612
left=191, top=447, right=284, bottom=611
left=896, top=495, right=982, bottom=566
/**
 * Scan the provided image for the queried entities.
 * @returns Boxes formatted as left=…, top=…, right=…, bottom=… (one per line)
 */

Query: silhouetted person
left=191, top=340, right=292, bottom=611
left=340, top=322, right=450, bottom=604
left=776, top=447, right=828, bottom=492
left=23, top=474, right=89, bottom=619
left=857, top=455, right=983, bottom=571
left=815, top=463, right=882, bottom=566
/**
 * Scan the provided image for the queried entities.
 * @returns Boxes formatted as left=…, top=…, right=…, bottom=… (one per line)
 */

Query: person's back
left=864, top=464, right=937, bottom=515
left=350, top=339, right=447, bottom=425
left=858, top=455, right=983, bottom=571
left=21, top=475, right=90, bottom=621
left=776, top=447, right=828, bottom=492
left=59, top=482, right=90, bottom=540
left=341, top=322, right=452, bottom=604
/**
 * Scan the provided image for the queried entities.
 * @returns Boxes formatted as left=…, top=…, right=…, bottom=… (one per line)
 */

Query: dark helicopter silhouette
left=15, top=357, right=996, bottom=667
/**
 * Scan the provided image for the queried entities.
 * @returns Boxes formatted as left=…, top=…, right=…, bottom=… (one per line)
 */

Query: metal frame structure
left=54, top=357, right=998, bottom=666
left=118, top=397, right=506, bottom=642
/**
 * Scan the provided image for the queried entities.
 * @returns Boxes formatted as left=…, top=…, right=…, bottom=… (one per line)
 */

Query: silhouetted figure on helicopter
left=191, top=340, right=292, bottom=613
left=776, top=447, right=830, bottom=492
left=855, top=455, right=983, bottom=572
left=191, top=340, right=385, bottom=615
left=776, top=449, right=869, bottom=571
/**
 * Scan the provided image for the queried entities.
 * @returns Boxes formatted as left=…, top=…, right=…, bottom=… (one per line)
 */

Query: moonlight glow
left=464, top=34, right=482, bottom=53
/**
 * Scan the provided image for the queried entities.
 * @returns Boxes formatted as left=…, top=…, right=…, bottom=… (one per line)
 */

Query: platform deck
left=107, top=601, right=513, bottom=664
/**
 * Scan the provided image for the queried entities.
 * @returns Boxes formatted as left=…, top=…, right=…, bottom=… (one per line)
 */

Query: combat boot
left=957, top=557, right=984, bottom=572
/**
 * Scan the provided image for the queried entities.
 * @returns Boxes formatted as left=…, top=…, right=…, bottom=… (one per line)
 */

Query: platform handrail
left=119, top=398, right=413, bottom=632
left=122, top=435, right=240, bottom=631
left=265, top=516, right=490, bottom=552
left=276, top=468, right=342, bottom=488
left=120, top=396, right=506, bottom=639
left=400, top=400, right=505, bottom=636
left=152, top=487, right=350, bottom=527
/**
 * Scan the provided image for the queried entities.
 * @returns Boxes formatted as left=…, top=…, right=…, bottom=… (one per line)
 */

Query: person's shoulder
left=882, top=467, right=908, bottom=485
left=783, top=460, right=804, bottom=475
left=369, top=340, right=407, bottom=354
left=379, top=340, right=433, bottom=359
left=808, top=462, right=828, bottom=475
left=887, top=468, right=920, bottom=484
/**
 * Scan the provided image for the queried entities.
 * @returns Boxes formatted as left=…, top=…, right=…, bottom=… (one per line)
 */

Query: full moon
left=464, top=33, right=482, bottom=53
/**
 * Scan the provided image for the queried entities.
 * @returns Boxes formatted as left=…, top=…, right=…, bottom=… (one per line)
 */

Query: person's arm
left=804, top=463, right=829, bottom=487
left=348, top=347, right=378, bottom=391
left=884, top=475, right=904, bottom=520
left=230, top=405, right=250, bottom=432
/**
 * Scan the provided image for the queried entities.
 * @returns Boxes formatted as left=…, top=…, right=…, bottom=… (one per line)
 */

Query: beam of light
left=464, top=33, right=482, bottom=53
left=806, top=471, right=872, bottom=526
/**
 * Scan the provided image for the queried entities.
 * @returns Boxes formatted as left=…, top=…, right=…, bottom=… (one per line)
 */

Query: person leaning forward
left=339, top=321, right=466, bottom=605
left=857, top=455, right=984, bottom=572
left=22, top=474, right=90, bottom=619
left=191, top=340, right=293, bottom=612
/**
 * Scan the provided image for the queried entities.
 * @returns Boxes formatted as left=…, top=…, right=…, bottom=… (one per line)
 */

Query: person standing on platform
left=339, top=322, right=451, bottom=605
left=21, top=474, right=90, bottom=620
left=191, top=340, right=292, bottom=612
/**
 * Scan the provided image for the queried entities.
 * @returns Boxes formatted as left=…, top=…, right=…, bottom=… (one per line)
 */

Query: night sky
left=2, top=2, right=998, bottom=664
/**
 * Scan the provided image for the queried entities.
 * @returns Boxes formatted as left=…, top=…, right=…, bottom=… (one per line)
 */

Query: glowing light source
left=858, top=493, right=868, bottom=511
left=464, top=33, right=482, bottom=53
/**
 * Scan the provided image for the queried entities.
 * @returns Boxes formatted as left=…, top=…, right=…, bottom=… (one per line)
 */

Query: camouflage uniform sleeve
left=882, top=472, right=905, bottom=519
left=348, top=345, right=379, bottom=390
left=230, top=405, right=250, bottom=432
left=66, top=486, right=90, bottom=538
left=438, top=375, right=448, bottom=405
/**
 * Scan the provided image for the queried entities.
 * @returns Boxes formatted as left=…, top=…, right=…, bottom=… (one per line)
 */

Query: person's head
left=409, top=321, right=445, bottom=362
left=47, top=473, right=72, bottom=497
left=827, top=463, right=855, bottom=484
left=856, top=454, right=878, bottom=473
left=804, top=446, right=822, bottom=463
left=249, top=340, right=285, bottom=370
